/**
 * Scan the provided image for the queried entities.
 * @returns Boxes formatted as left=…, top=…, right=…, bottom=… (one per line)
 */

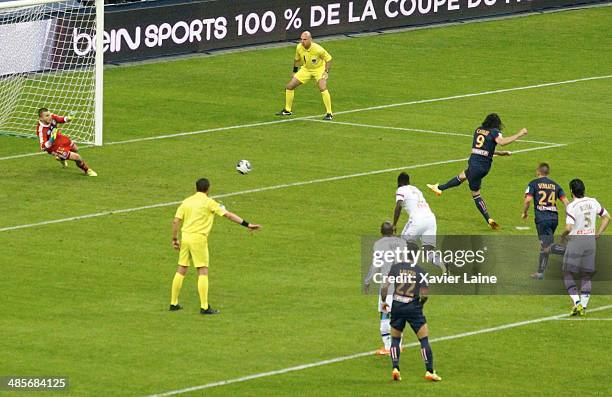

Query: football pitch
left=1, top=5, right=611, bottom=396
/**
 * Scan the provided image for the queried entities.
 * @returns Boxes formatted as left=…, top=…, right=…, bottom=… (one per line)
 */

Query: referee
left=169, top=178, right=261, bottom=314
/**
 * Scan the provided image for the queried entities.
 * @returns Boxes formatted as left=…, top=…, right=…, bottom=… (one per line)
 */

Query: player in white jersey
left=392, top=172, right=446, bottom=273
left=559, top=179, right=609, bottom=316
left=364, top=221, right=406, bottom=355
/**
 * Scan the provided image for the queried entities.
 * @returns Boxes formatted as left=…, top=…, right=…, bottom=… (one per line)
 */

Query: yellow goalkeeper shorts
left=295, top=67, right=325, bottom=84
left=178, top=233, right=209, bottom=268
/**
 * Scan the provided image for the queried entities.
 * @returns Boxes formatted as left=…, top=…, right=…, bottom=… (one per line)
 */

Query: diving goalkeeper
left=36, top=108, right=97, bottom=177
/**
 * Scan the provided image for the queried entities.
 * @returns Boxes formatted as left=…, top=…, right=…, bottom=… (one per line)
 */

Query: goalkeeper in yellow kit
left=276, top=31, right=334, bottom=120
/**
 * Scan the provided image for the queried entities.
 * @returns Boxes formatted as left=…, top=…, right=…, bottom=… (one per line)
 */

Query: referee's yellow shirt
left=295, top=42, right=332, bottom=70
left=175, top=192, right=227, bottom=236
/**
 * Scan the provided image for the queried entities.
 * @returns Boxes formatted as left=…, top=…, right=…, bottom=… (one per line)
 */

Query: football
left=236, top=159, right=251, bottom=174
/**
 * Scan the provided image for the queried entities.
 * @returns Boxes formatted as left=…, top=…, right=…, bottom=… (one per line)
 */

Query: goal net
left=0, top=0, right=103, bottom=145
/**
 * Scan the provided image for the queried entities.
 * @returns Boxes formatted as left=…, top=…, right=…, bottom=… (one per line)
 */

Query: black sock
left=473, top=195, right=490, bottom=222
left=439, top=176, right=463, bottom=191
left=538, top=251, right=549, bottom=273
left=550, top=243, right=566, bottom=255
left=76, top=159, right=89, bottom=172
left=419, top=337, right=434, bottom=373
left=390, top=337, right=401, bottom=370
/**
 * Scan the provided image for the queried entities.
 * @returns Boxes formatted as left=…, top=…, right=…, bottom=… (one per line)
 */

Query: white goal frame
left=0, top=0, right=103, bottom=145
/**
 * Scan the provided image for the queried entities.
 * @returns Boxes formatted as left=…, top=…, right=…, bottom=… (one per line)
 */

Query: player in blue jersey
left=427, top=113, right=527, bottom=229
left=380, top=245, right=441, bottom=382
left=522, top=163, right=569, bottom=279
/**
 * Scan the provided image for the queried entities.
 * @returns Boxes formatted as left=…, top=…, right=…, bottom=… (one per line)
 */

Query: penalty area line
left=146, top=304, right=612, bottom=396
left=306, top=119, right=565, bottom=146
left=0, top=74, right=605, bottom=161
left=0, top=142, right=564, bottom=233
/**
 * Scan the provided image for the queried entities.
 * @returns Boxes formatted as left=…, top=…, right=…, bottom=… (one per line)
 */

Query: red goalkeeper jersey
left=36, top=114, right=71, bottom=151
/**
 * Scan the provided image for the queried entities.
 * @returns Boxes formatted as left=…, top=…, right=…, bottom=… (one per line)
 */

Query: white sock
left=380, top=317, right=391, bottom=350
left=580, top=293, right=590, bottom=308
left=382, top=334, right=391, bottom=350
left=426, top=250, right=444, bottom=269
left=570, top=294, right=580, bottom=305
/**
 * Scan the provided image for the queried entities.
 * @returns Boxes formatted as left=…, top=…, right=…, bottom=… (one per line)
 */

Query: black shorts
left=536, top=220, right=558, bottom=247
left=390, top=300, right=427, bottom=334
left=465, top=163, right=491, bottom=191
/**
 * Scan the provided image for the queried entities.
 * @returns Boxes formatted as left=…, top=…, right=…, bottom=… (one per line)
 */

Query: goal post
left=0, top=0, right=103, bottom=146
left=94, top=0, right=102, bottom=146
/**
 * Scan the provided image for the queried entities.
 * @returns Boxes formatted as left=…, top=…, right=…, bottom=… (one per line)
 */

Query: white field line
left=0, top=143, right=564, bottom=233
left=0, top=151, right=46, bottom=160
left=306, top=119, right=564, bottom=146
left=1, top=74, right=606, bottom=161
left=146, top=304, right=612, bottom=396
left=331, top=75, right=612, bottom=116
left=553, top=318, right=612, bottom=321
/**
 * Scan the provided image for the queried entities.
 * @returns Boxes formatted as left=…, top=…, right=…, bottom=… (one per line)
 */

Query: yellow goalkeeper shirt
left=295, top=42, right=332, bottom=70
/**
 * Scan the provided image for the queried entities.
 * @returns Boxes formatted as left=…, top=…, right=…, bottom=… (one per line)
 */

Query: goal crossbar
left=0, top=0, right=103, bottom=145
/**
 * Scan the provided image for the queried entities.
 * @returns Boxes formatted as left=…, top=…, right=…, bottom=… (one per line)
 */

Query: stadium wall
left=80, top=0, right=607, bottom=62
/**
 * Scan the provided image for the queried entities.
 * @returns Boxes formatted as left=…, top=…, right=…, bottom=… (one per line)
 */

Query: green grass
left=1, top=6, right=612, bottom=397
